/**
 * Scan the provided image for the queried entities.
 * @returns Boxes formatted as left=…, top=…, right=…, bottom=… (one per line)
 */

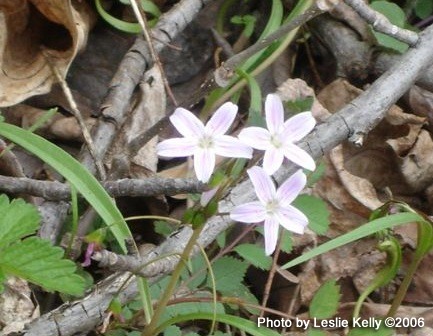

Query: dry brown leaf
left=129, top=66, right=166, bottom=175
left=399, top=130, right=433, bottom=192
left=277, top=78, right=331, bottom=121
left=318, top=79, right=428, bottom=199
left=0, top=277, right=38, bottom=334
left=0, top=0, right=93, bottom=106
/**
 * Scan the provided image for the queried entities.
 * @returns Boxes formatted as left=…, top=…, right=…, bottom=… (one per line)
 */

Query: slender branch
left=42, top=52, right=106, bottom=180
left=214, top=2, right=326, bottom=86
left=0, top=175, right=205, bottom=201
left=129, top=0, right=177, bottom=106
left=343, top=0, right=419, bottom=46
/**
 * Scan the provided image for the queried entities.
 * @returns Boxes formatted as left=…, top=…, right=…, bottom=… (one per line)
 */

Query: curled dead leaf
left=0, top=0, right=93, bottom=106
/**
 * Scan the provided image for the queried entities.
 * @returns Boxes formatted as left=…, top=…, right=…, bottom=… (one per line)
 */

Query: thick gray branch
left=22, top=23, right=433, bottom=336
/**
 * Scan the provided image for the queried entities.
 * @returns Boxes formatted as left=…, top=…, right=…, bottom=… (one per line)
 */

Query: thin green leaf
left=0, top=195, right=40, bottom=247
left=309, top=279, right=340, bottom=319
left=155, top=312, right=280, bottom=336
left=0, top=122, right=131, bottom=253
left=236, top=69, right=264, bottom=127
left=234, top=244, right=272, bottom=270
left=282, top=212, right=422, bottom=269
left=0, top=237, right=85, bottom=295
left=95, top=0, right=141, bottom=33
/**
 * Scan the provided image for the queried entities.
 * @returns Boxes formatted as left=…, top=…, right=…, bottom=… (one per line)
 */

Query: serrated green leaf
left=234, top=244, right=272, bottom=270
left=0, top=195, right=40, bottom=248
left=207, top=256, right=248, bottom=293
left=163, top=325, right=182, bottom=336
left=180, top=254, right=207, bottom=290
left=293, top=195, right=330, bottom=235
left=309, top=279, right=340, bottom=319
left=0, top=237, right=85, bottom=295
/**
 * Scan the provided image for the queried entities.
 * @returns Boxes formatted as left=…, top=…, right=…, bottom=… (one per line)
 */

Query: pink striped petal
left=275, top=205, right=308, bottom=234
left=276, top=170, right=307, bottom=205
left=205, top=102, right=237, bottom=136
left=214, top=135, right=253, bottom=158
left=170, top=108, right=205, bottom=138
left=263, top=147, right=285, bottom=175
left=238, top=127, right=271, bottom=150
left=283, top=144, right=316, bottom=171
left=264, top=217, right=280, bottom=255
left=247, top=166, right=276, bottom=204
left=194, top=148, right=215, bottom=183
left=265, top=94, right=284, bottom=134
left=230, top=201, right=266, bottom=223
left=281, top=112, right=316, bottom=142
left=157, top=138, right=196, bottom=157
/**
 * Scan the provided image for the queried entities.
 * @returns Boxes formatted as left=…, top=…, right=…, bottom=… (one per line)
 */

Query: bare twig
left=343, top=0, right=419, bottom=46
left=0, top=175, right=205, bottom=201
left=129, top=0, right=177, bottom=106
left=42, top=52, right=106, bottom=180
left=23, top=23, right=433, bottom=336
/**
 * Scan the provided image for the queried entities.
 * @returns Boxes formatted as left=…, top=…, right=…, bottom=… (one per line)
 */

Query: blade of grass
left=282, top=212, right=422, bottom=269
left=0, top=122, right=131, bottom=253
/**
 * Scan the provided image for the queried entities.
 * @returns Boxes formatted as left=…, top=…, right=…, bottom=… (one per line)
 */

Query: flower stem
left=142, top=225, right=204, bottom=336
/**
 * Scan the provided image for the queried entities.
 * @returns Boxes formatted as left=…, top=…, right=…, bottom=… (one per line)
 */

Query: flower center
left=270, top=133, right=282, bottom=148
left=265, top=199, right=280, bottom=215
left=198, top=134, right=214, bottom=149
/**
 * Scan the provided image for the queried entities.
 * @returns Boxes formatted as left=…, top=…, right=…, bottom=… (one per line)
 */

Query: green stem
left=142, top=226, right=204, bottom=336
left=386, top=255, right=422, bottom=317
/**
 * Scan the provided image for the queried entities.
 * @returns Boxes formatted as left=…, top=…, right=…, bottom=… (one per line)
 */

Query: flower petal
left=205, top=102, right=237, bottom=136
left=264, top=217, right=279, bottom=255
left=265, top=94, right=284, bottom=134
left=247, top=166, right=276, bottom=204
left=275, top=205, right=308, bottom=234
left=283, top=143, right=316, bottom=171
left=238, top=127, right=271, bottom=150
left=263, top=147, right=285, bottom=175
left=230, top=201, right=266, bottom=223
left=214, top=135, right=253, bottom=158
left=276, top=169, right=307, bottom=205
left=157, top=138, right=196, bottom=157
left=281, top=112, right=316, bottom=142
left=194, top=148, right=216, bottom=183
left=170, top=108, right=205, bottom=138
